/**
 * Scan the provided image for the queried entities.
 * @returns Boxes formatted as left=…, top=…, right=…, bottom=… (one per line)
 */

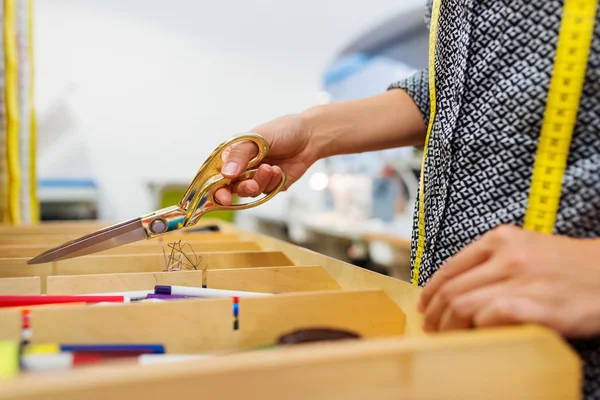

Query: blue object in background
left=371, top=177, right=401, bottom=222
left=37, top=178, right=98, bottom=220
left=38, top=179, right=97, bottom=189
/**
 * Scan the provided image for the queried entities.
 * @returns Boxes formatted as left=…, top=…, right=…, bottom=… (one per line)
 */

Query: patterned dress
left=389, top=1, right=600, bottom=398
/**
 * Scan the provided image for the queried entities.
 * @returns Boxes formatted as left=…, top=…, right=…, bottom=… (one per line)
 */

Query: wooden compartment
left=0, top=325, right=579, bottom=400
left=0, top=218, right=582, bottom=399
left=0, top=251, right=293, bottom=272
left=27, top=298, right=236, bottom=353
left=5, top=289, right=403, bottom=353
left=0, top=251, right=295, bottom=295
left=0, top=241, right=261, bottom=258
left=46, top=271, right=205, bottom=295
left=0, top=232, right=240, bottom=245
left=207, top=266, right=341, bottom=293
left=238, top=289, right=405, bottom=349
left=0, top=309, right=21, bottom=340
left=0, top=277, right=41, bottom=295
left=14, top=266, right=340, bottom=296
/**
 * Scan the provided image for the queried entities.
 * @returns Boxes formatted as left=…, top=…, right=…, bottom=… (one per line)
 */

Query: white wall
left=33, top=0, right=424, bottom=220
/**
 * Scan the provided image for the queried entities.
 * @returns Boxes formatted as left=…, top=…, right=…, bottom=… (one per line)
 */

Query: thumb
left=221, top=141, right=259, bottom=178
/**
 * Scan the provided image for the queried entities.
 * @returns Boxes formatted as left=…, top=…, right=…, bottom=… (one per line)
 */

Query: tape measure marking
left=524, top=0, right=597, bottom=233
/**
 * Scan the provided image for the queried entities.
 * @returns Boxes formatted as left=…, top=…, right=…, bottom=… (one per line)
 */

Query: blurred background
left=9, top=0, right=429, bottom=281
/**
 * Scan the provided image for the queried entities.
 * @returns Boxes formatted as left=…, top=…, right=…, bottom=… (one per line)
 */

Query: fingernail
left=222, top=162, right=239, bottom=175
left=244, top=181, right=260, bottom=196
left=258, top=166, right=271, bottom=179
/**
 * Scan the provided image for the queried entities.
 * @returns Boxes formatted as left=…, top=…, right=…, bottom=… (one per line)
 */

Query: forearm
left=302, top=89, right=427, bottom=160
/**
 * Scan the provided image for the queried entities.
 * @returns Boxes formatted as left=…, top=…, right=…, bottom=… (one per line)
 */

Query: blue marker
left=59, top=344, right=165, bottom=354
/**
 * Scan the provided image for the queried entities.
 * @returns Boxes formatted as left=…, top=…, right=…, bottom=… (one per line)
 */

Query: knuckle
left=505, top=250, right=529, bottom=274
left=449, top=298, right=470, bottom=319
left=229, top=142, right=257, bottom=158
left=228, top=146, right=247, bottom=158
left=238, top=185, right=256, bottom=197
left=488, top=225, right=517, bottom=244
left=438, top=285, right=454, bottom=304
left=474, top=299, right=515, bottom=327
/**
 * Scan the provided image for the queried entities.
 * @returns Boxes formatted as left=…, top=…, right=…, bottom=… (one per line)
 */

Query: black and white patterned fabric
left=389, top=1, right=600, bottom=398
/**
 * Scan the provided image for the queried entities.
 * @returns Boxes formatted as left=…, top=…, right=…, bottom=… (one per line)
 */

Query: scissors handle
left=179, top=133, right=287, bottom=227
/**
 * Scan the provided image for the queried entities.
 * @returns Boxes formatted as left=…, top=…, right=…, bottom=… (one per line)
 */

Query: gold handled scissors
left=27, top=133, right=286, bottom=264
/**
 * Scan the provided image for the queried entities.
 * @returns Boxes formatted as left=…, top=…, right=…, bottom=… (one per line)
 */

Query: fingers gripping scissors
left=27, top=133, right=286, bottom=264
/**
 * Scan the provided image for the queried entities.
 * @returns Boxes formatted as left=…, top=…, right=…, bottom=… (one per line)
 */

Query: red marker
left=21, top=352, right=105, bottom=371
left=0, top=295, right=128, bottom=308
left=22, top=309, right=30, bottom=328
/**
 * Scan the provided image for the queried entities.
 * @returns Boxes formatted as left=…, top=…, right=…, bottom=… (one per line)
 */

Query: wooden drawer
left=0, top=218, right=581, bottom=399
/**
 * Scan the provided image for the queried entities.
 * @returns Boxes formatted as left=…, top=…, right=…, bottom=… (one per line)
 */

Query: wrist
left=299, top=104, right=356, bottom=161
left=300, top=105, right=326, bottom=161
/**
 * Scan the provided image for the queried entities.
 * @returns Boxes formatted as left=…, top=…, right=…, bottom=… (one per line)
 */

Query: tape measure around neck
left=413, top=0, right=597, bottom=285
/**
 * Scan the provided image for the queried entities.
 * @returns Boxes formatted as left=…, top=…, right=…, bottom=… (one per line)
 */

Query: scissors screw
left=150, top=218, right=167, bottom=234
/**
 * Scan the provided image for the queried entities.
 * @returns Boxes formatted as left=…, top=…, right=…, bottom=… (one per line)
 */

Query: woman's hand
left=215, top=113, right=318, bottom=206
left=418, top=225, right=600, bottom=338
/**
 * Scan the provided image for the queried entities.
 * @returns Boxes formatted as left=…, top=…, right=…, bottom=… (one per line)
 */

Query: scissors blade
left=27, top=218, right=148, bottom=264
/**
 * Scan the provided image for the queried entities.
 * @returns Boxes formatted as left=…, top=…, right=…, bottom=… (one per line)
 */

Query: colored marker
left=0, top=341, right=19, bottom=378
left=22, top=353, right=212, bottom=371
left=3, top=302, right=88, bottom=312
left=22, top=309, right=30, bottom=329
left=155, top=285, right=272, bottom=298
left=0, top=296, right=128, bottom=308
left=63, top=344, right=165, bottom=355
left=21, top=352, right=104, bottom=371
left=22, top=343, right=60, bottom=355
left=24, top=343, right=165, bottom=355
left=137, top=354, right=213, bottom=365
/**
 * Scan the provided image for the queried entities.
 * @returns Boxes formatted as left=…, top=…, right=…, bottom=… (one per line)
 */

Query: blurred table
left=362, top=231, right=411, bottom=281
left=245, top=210, right=413, bottom=282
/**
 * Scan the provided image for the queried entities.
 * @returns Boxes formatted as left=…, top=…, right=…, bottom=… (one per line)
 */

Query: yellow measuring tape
left=524, top=0, right=597, bottom=232
left=412, top=0, right=442, bottom=285
left=413, top=0, right=598, bottom=285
